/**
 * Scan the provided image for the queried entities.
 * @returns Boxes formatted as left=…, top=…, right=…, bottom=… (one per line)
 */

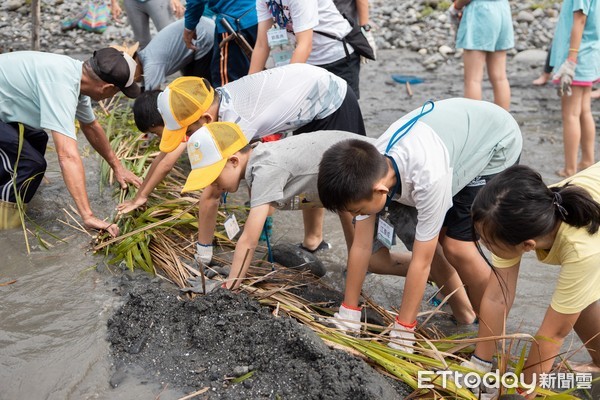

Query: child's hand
left=554, top=59, right=576, bottom=97
left=116, top=197, right=147, bottom=214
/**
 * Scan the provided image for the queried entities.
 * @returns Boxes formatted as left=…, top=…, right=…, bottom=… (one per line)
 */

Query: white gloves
left=458, top=355, right=494, bottom=397
left=388, top=318, right=416, bottom=353
left=448, top=3, right=462, bottom=29
left=195, top=242, right=213, bottom=266
left=361, top=28, right=377, bottom=63
left=554, top=59, right=577, bottom=97
left=461, top=354, right=493, bottom=374
left=332, top=303, right=362, bottom=332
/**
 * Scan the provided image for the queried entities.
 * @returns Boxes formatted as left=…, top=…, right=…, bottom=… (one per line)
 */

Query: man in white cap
left=0, top=48, right=142, bottom=234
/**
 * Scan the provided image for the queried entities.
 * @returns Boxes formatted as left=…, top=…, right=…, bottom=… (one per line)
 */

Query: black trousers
left=0, top=121, right=48, bottom=203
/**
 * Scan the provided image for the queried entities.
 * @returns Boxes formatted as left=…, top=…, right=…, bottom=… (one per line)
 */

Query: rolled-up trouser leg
left=0, top=121, right=48, bottom=203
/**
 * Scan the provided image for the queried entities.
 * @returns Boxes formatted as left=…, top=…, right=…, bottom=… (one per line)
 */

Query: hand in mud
left=181, top=276, right=222, bottom=294
left=83, top=216, right=119, bottom=237
left=117, top=196, right=147, bottom=214
left=205, top=265, right=231, bottom=279
left=113, top=165, right=142, bottom=189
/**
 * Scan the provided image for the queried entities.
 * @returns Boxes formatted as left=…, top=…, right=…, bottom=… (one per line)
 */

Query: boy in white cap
left=180, top=122, right=369, bottom=289
left=0, top=48, right=142, bottom=234
left=118, top=63, right=365, bottom=262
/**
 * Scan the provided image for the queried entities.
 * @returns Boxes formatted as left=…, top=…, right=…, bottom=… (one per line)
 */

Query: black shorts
left=292, top=84, right=366, bottom=136
left=443, top=174, right=497, bottom=241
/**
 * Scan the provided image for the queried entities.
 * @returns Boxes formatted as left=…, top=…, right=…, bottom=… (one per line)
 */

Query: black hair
left=472, top=164, right=600, bottom=247
left=317, top=139, right=388, bottom=212
left=132, top=89, right=163, bottom=132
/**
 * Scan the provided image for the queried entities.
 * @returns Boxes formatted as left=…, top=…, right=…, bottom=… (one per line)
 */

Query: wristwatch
left=361, top=24, right=372, bottom=32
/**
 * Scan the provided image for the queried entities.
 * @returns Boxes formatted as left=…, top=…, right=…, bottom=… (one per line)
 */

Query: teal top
left=0, top=51, right=95, bottom=139
left=551, top=0, right=600, bottom=82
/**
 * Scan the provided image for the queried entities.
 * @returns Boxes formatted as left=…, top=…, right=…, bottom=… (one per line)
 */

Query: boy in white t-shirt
left=249, top=0, right=361, bottom=97
left=180, top=123, right=367, bottom=289
left=118, top=64, right=365, bottom=262
left=317, top=98, right=523, bottom=352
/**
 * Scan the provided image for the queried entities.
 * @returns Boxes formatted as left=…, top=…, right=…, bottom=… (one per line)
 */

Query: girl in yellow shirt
left=469, top=162, right=600, bottom=397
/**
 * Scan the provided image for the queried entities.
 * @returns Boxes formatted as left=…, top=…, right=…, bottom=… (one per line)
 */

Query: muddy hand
left=83, top=216, right=120, bottom=237
left=554, top=59, right=576, bottom=97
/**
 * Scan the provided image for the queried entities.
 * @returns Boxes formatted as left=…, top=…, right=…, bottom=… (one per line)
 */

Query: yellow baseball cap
left=157, top=76, right=215, bottom=153
left=182, top=122, right=249, bottom=193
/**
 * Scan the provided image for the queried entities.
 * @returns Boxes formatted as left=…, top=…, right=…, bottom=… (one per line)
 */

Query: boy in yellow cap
left=119, top=63, right=365, bottom=265
left=181, top=122, right=371, bottom=289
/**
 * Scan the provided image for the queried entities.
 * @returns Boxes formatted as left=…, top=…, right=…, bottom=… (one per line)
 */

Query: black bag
left=314, top=15, right=375, bottom=61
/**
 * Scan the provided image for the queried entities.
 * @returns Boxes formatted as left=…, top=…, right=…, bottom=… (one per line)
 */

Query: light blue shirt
left=551, top=0, right=600, bottom=81
left=138, top=18, right=215, bottom=90
left=0, top=51, right=95, bottom=140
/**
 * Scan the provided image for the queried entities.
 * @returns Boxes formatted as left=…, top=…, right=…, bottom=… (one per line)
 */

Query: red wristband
left=341, top=302, right=362, bottom=311
left=516, top=387, right=529, bottom=395
left=395, top=316, right=417, bottom=329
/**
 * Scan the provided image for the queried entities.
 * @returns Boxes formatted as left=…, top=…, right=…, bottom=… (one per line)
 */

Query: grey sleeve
left=193, top=17, right=216, bottom=60
left=75, top=95, right=96, bottom=124
left=142, top=63, right=168, bottom=91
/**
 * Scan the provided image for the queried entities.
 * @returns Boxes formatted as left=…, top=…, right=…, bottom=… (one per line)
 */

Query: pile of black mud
left=107, top=279, right=411, bottom=399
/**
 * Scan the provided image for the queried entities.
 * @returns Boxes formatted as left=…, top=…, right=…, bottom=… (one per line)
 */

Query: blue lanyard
left=383, top=100, right=435, bottom=209
left=221, top=192, right=228, bottom=212
left=385, top=155, right=401, bottom=209
left=385, top=100, right=435, bottom=154
left=268, top=0, right=288, bottom=29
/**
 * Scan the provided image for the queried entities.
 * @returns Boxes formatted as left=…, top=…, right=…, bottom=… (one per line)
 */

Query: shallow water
left=1, top=49, right=598, bottom=398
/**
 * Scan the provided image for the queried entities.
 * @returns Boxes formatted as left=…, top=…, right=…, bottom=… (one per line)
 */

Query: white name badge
left=224, top=214, right=240, bottom=240
left=271, top=49, right=292, bottom=66
left=267, top=27, right=289, bottom=47
left=377, top=216, right=394, bottom=249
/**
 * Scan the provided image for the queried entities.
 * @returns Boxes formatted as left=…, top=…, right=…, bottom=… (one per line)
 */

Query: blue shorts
left=456, top=0, right=514, bottom=52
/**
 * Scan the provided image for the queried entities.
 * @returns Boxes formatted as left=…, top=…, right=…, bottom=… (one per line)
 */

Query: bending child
left=180, top=123, right=364, bottom=289
left=470, top=163, right=600, bottom=397
left=318, top=98, right=523, bottom=352
left=550, top=0, right=599, bottom=177
left=118, top=63, right=365, bottom=263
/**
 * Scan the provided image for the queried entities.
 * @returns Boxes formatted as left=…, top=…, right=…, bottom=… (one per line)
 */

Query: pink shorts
left=552, top=79, right=597, bottom=87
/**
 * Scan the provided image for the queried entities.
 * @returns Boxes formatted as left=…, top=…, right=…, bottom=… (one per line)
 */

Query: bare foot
left=592, top=89, right=600, bottom=100
left=578, top=162, right=594, bottom=172
left=533, top=73, right=551, bottom=86
left=556, top=168, right=576, bottom=178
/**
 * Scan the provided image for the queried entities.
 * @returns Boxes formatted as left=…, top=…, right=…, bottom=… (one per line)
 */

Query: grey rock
left=517, top=10, right=535, bottom=22
left=513, top=48, right=548, bottom=65
left=6, top=0, right=23, bottom=12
